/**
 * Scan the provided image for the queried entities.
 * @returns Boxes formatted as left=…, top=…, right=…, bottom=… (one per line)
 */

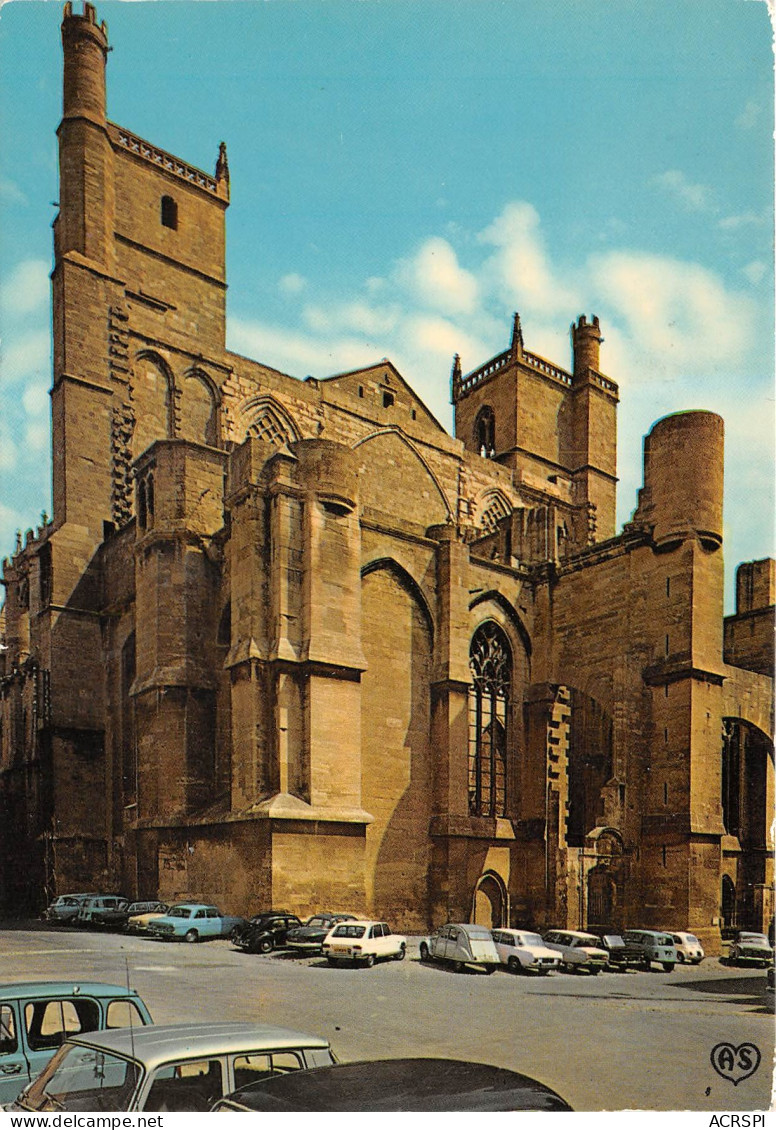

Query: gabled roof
left=312, top=360, right=448, bottom=434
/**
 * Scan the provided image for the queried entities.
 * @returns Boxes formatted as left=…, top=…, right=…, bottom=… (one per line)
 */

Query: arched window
left=161, top=195, right=178, bottom=230
left=468, top=622, right=511, bottom=817
left=137, top=480, right=147, bottom=530
left=146, top=474, right=155, bottom=526
left=475, top=406, right=496, bottom=458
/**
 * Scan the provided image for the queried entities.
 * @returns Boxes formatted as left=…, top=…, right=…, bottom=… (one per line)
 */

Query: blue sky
left=1, top=0, right=773, bottom=611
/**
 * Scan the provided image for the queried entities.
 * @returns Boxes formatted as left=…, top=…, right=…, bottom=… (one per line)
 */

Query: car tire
left=258, top=938, right=273, bottom=954
left=676, top=951, right=685, bottom=963
left=326, top=956, right=337, bottom=966
left=363, top=953, right=375, bottom=968
left=451, top=960, right=464, bottom=974
left=185, top=929, right=199, bottom=944
left=394, top=944, right=406, bottom=961
left=419, top=942, right=430, bottom=962
left=484, top=964, right=496, bottom=975
left=508, top=956, right=521, bottom=974
left=229, top=927, right=242, bottom=944
left=662, top=962, right=674, bottom=972
left=589, top=968, right=600, bottom=976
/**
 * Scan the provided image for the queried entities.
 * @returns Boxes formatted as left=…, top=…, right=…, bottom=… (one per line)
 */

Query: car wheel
left=419, top=942, right=429, bottom=962
left=229, top=927, right=242, bottom=944
left=363, top=953, right=375, bottom=968
left=451, top=960, right=464, bottom=974
left=676, top=951, right=685, bottom=963
left=589, top=968, right=600, bottom=976
left=508, top=956, right=521, bottom=974
left=258, top=938, right=273, bottom=954
left=326, top=956, right=337, bottom=966
left=662, top=962, right=674, bottom=972
left=484, top=964, right=497, bottom=975
left=641, top=958, right=651, bottom=971
left=394, top=944, right=406, bottom=961
left=185, top=929, right=199, bottom=944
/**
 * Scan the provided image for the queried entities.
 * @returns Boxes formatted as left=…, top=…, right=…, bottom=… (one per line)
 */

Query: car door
left=204, top=908, right=222, bottom=937
left=22, top=996, right=102, bottom=1089
left=0, top=1002, right=30, bottom=1105
left=142, top=1057, right=226, bottom=1112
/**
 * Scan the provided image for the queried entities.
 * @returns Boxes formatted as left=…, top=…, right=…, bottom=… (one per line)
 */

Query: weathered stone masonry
left=1, top=3, right=773, bottom=951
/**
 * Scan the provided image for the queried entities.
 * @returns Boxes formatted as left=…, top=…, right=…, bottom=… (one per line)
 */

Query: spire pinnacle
left=451, top=353, right=462, bottom=401
left=510, top=311, right=524, bottom=356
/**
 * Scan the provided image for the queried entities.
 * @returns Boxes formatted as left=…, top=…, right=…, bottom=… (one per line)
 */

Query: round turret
left=292, top=439, right=359, bottom=513
left=62, top=2, right=109, bottom=125
left=572, top=314, right=603, bottom=377
left=642, top=411, right=724, bottom=549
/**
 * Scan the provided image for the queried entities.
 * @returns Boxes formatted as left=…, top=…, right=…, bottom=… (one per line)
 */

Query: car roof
left=65, top=1023, right=331, bottom=1069
left=0, top=982, right=143, bottom=1001
left=221, top=1058, right=573, bottom=1112
left=331, top=919, right=386, bottom=927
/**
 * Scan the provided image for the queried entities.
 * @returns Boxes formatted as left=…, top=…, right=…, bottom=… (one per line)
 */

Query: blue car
left=0, top=981, right=152, bottom=1105
left=147, top=904, right=246, bottom=943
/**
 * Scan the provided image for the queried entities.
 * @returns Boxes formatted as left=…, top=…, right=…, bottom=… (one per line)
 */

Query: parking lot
left=0, top=921, right=772, bottom=1111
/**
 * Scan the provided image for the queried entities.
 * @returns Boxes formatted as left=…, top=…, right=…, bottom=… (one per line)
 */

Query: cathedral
left=0, top=3, right=773, bottom=951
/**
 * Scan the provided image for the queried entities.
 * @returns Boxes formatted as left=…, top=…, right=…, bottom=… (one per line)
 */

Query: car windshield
left=168, top=908, right=192, bottom=919
left=21, top=1044, right=140, bottom=1112
left=517, top=933, right=544, bottom=947
left=306, top=917, right=328, bottom=927
left=684, top=934, right=700, bottom=945
left=656, top=935, right=674, bottom=946
left=332, top=925, right=365, bottom=938
left=575, top=934, right=600, bottom=946
left=603, top=936, right=624, bottom=946
left=739, top=933, right=769, bottom=944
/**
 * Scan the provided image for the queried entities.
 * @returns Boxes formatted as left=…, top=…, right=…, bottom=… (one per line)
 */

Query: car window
left=232, top=1051, right=304, bottom=1090
left=195, top=910, right=207, bottom=920
left=381, top=924, right=391, bottom=935
left=332, top=925, right=365, bottom=938
left=24, top=999, right=101, bottom=1052
left=206, top=909, right=219, bottom=918
left=145, top=1059, right=224, bottom=1113
left=23, top=1044, right=140, bottom=1112
left=169, top=908, right=190, bottom=918
left=105, top=1000, right=146, bottom=1029
left=368, top=925, right=379, bottom=938
left=307, top=917, right=327, bottom=927
left=0, top=1005, right=17, bottom=1054
left=465, top=927, right=492, bottom=941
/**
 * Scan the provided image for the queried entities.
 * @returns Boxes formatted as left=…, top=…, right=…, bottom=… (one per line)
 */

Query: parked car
left=542, top=930, right=609, bottom=974
left=490, top=929, right=560, bottom=975
left=322, top=920, right=406, bottom=967
left=75, top=895, right=130, bottom=929
left=419, top=923, right=499, bottom=974
left=124, top=902, right=170, bottom=934
left=147, top=904, right=246, bottom=943
left=8, top=1023, right=335, bottom=1113
left=211, top=1058, right=573, bottom=1111
left=622, top=929, right=677, bottom=971
left=668, top=931, right=705, bottom=964
left=725, top=930, right=773, bottom=967
left=592, top=933, right=643, bottom=972
left=0, top=981, right=152, bottom=1105
left=231, top=912, right=303, bottom=954
left=41, top=894, right=97, bottom=925
left=285, top=913, right=357, bottom=954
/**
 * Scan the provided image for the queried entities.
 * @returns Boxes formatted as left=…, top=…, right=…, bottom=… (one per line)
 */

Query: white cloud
left=718, top=210, right=767, bottom=231
left=478, top=201, right=578, bottom=317
left=741, top=260, right=767, bottom=286
left=736, top=99, right=761, bottom=130
left=22, top=383, right=49, bottom=417
left=279, top=273, right=306, bottom=295
left=650, top=170, right=713, bottom=213
left=1, top=329, right=50, bottom=385
left=303, top=301, right=399, bottom=337
left=0, top=177, right=27, bottom=207
left=1, top=259, right=50, bottom=318
left=396, top=237, right=479, bottom=315
left=25, top=421, right=49, bottom=451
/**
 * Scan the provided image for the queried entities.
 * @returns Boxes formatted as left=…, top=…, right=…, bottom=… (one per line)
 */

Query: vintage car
left=0, top=981, right=152, bottom=1105
left=231, top=912, right=303, bottom=954
left=668, top=931, right=705, bottom=964
left=124, top=902, right=170, bottom=934
left=147, top=904, right=246, bottom=943
left=285, top=913, right=357, bottom=953
left=725, top=931, right=773, bottom=967
left=419, top=923, right=499, bottom=974
left=542, top=930, right=609, bottom=974
left=8, top=1023, right=335, bottom=1113
left=75, top=895, right=130, bottom=929
left=322, top=920, right=406, bottom=967
left=41, top=894, right=98, bottom=925
left=622, top=929, right=677, bottom=971
left=211, top=1058, right=573, bottom=1111
left=490, top=929, right=560, bottom=974
left=592, top=934, right=643, bottom=971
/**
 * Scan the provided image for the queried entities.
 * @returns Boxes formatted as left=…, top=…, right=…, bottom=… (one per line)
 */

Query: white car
left=322, top=920, right=406, bottom=967
left=542, top=930, right=609, bottom=974
left=491, top=929, right=560, bottom=975
left=669, top=931, right=705, bottom=964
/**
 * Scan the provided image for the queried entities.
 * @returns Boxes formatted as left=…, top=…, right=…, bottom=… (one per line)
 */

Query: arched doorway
left=587, top=867, right=616, bottom=932
left=472, top=871, right=508, bottom=928
left=721, top=875, right=737, bottom=930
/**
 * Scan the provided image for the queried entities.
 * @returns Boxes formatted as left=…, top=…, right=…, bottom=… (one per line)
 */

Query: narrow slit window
left=161, top=195, right=178, bottom=230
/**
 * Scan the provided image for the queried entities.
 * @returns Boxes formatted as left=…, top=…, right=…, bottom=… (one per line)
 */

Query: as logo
left=710, top=1042, right=761, bottom=1085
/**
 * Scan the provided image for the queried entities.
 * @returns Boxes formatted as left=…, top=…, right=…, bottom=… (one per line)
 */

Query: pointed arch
left=361, top=557, right=434, bottom=640
left=476, top=488, right=513, bottom=533
left=181, top=366, right=220, bottom=447
left=132, top=350, right=174, bottom=457
left=240, top=395, right=301, bottom=447
left=354, top=426, right=453, bottom=523
left=469, top=590, right=532, bottom=659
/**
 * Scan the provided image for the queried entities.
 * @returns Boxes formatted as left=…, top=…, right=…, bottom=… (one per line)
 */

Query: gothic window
left=480, top=493, right=511, bottom=534
left=161, top=195, right=178, bottom=230
left=247, top=404, right=293, bottom=447
left=721, top=720, right=741, bottom=837
left=475, top=406, right=496, bottom=458
left=468, top=622, right=511, bottom=817
left=137, top=480, right=147, bottom=530
left=39, top=543, right=52, bottom=608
